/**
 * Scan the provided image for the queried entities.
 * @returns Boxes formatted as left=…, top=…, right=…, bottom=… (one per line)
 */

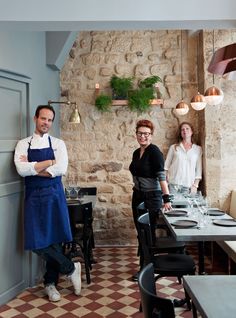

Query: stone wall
left=202, top=30, right=236, bottom=210
left=60, top=30, right=236, bottom=245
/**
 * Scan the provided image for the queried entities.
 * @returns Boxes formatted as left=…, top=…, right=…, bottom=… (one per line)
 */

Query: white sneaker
left=45, top=284, right=61, bottom=302
left=70, top=262, right=82, bottom=295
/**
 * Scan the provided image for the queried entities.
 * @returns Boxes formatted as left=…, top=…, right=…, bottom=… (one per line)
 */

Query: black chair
left=79, top=187, right=97, bottom=196
left=137, top=212, right=196, bottom=286
left=79, top=187, right=97, bottom=249
left=138, top=263, right=175, bottom=318
left=136, top=203, right=186, bottom=262
left=137, top=201, right=169, bottom=233
left=67, top=202, right=94, bottom=284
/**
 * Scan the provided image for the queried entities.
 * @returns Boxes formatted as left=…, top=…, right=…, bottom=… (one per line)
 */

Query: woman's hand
left=163, top=202, right=172, bottom=210
left=190, top=185, right=197, bottom=194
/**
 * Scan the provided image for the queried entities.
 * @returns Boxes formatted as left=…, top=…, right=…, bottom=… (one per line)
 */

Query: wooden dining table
left=66, top=195, right=97, bottom=208
left=183, top=275, right=236, bottom=318
left=162, top=208, right=236, bottom=274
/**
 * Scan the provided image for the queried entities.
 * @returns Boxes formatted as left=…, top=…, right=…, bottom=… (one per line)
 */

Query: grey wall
left=0, top=31, right=61, bottom=296
left=0, top=31, right=60, bottom=136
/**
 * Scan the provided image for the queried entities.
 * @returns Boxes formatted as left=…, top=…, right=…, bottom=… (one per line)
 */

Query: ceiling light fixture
left=191, top=34, right=207, bottom=111
left=191, top=92, right=207, bottom=110
left=175, top=100, right=189, bottom=115
left=204, top=30, right=224, bottom=106
left=175, top=30, right=189, bottom=116
left=208, top=42, right=236, bottom=77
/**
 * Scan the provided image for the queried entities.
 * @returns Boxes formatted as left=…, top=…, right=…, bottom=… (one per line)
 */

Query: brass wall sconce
left=48, top=100, right=81, bottom=124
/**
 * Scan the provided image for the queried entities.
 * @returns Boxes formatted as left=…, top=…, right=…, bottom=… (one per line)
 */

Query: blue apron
left=24, top=136, right=72, bottom=250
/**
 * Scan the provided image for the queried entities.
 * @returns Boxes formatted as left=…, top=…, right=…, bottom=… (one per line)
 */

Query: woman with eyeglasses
left=129, top=119, right=171, bottom=281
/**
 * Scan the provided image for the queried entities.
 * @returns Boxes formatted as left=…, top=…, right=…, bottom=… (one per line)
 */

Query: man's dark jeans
left=33, top=243, right=74, bottom=286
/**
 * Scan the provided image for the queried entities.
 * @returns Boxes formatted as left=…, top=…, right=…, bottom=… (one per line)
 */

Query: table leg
left=192, top=301, right=198, bottom=318
left=198, top=241, right=206, bottom=274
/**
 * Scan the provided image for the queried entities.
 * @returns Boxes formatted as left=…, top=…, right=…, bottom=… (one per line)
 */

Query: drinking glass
left=73, top=186, right=80, bottom=199
left=65, top=186, right=70, bottom=199
left=78, top=189, right=85, bottom=201
left=198, top=196, right=211, bottom=227
left=173, top=184, right=181, bottom=200
left=65, top=186, right=74, bottom=199
left=187, top=196, right=195, bottom=217
left=198, top=208, right=206, bottom=228
left=66, top=185, right=80, bottom=199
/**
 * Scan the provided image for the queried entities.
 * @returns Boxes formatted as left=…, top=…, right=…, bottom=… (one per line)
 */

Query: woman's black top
left=129, top=143, right=166, bottom=192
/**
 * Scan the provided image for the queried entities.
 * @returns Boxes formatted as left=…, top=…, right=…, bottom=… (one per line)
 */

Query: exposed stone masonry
left=60, top=30, right=236, bottom=245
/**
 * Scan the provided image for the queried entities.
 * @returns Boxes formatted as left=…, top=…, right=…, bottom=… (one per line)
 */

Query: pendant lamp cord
left=197, top=33, right=200, bottom=92
left=180, top=30, right=183, bottom=100
left=212, top=30, right=215, bottom=85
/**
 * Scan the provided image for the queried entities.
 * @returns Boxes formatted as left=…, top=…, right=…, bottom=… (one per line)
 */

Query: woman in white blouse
left=164, top=122, right=202, bottom=194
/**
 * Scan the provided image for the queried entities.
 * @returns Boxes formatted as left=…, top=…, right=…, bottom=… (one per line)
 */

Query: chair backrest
left=137, top=213, right=154, bottom=264
left=137, top=202, right=148, bottom=218
left=230, top=190, right=236, bottom=218
left=138, top=263, right=175, bottom=318
left=68, top=202, right=93, bottom=237
left=79, top=187, right=97, bottom=196
left=137, top=202, right=148, bottom=217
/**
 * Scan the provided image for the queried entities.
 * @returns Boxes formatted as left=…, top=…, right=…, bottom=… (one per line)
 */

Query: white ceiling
left=0, top=0, right=236, bottom=31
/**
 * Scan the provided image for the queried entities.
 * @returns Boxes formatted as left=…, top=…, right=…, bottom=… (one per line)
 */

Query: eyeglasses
left=136, top=132, right=151, bottom=137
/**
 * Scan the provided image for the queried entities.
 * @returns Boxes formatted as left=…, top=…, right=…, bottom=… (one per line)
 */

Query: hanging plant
left=128, top=87, right=155, bottom=113
left=95, top=94, right=112, bottom=112
left=139, top=75, right=162, bottom=88
left=139, top=75, right=163, bottom=99
left=110, top=75, right=134, bottom=100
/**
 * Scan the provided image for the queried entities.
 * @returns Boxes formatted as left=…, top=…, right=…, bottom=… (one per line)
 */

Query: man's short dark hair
left=35, top=105, right=55, bottom=121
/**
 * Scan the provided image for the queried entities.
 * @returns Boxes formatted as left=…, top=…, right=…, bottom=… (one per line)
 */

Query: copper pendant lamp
left=190, top=34, right=207, bottom=111
left=191, top=92, right=207, bottom=111
left=175, top=100, right=189, bottom=115
left=204, top=30, right=224, bottom=106
left=204, top=86, right=224, bottom=106
left=175, top=31, right=189, bottom=116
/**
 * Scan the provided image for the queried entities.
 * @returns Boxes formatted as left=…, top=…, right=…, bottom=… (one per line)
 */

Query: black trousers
left=132, top=188, right=162, bottom=231
left=33, top=243, right=74, bottom=286
left=132, top=189, right=162, bottom=268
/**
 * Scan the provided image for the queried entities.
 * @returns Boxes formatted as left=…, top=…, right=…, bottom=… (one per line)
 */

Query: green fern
left=139, top=75, right=162, bottom=88
left=95, top=94, right=112, bottom=112
left=128, top=88, right=154, bottom=113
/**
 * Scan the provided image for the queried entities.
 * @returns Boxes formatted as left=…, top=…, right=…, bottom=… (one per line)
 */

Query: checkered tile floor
left=0, top=245, right=221, bottom=318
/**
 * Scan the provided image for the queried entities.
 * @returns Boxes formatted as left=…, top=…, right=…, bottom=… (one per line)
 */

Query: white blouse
left=164, top=143, right=202, bottom=188
left=14, top=133, right=68, bottom=178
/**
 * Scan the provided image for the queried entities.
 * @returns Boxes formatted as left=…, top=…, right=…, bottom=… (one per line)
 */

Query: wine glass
left=173, top=184, right=179, bottom=193
left=173, top=184, right=181, bottom=200
left=68, top=186, right=80, bottom=199
left=187, top=196, right=195, bottom=217
left=199, top=196, right=211, bottom=227
left=65, top=186, right=70, bottom=199
left=74, top=186, right=81, bottom=199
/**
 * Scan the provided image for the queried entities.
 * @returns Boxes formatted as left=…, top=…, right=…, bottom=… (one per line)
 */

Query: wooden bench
left=217, top=190, right=236, bottom=273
